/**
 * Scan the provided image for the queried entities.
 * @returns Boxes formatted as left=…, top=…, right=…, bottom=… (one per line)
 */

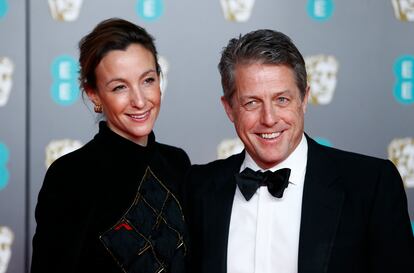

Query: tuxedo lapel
left=201, top=152, right=244, bottom=273
left=298, top=136, right=345, bottom=273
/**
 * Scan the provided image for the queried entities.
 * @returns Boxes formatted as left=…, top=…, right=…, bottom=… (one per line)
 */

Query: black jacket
left=31, top=122, right=191, bottom=273
left=184, top=135, right=414, bottom=273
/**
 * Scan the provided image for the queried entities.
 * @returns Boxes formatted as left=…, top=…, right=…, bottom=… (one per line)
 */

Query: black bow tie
left=235, top=167, right=291, bottom=201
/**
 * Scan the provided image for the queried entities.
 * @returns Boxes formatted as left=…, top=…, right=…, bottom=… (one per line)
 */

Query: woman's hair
left=78, top=18, right=160, bottom=92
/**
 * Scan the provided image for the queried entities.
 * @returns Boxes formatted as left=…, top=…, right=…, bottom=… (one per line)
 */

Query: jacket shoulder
left=309, top=137, right=390, bottom=170
left=188, top=152, right=243, bottom=184
left=155, top=142, right=191, bottom=170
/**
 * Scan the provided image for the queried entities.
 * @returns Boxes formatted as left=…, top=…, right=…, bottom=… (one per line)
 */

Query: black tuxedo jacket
left=184, top=136, right=414, bottom=273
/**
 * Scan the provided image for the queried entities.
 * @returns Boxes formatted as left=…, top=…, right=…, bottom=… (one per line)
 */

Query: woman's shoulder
left=43, top=138, right=100, bottom=187
left=48, top=138, right=96, bottom=166
left=154, top=142, right=190, bottom=167
left=150, top=142, right=190, bottom=190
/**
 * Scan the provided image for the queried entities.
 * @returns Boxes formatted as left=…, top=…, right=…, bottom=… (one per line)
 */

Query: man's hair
left=218, top=29, right=307, bottom=102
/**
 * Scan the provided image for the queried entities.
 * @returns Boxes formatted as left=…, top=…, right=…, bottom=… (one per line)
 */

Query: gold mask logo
left=388, top=137, right=414, bottom=188
left=392, top=0, right=414, bottom=22
left=48, top=0, right=83, bottom=22
left=217, top=138, right=244, bottom=159
left=158, top=55, right=169, bottom=100
left=305, top=54, right=339, bottom=105
left=0, top=226, right=13, bottom=273
left=45, top=139, right=82, bottom=168
left=220, top=0, right=255, bottom=22
left=0, top=57, right=14, bottom=107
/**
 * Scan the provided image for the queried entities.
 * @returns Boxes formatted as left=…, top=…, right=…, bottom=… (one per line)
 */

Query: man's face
left=222, top=63, right=308, bottom=169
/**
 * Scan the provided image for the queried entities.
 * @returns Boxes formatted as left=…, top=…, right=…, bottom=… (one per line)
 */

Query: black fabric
left=183, top=135, right=414, bottom=273
left=235, top=167, right=291, bottom=201
left=31, top=121, right=191, bottom=273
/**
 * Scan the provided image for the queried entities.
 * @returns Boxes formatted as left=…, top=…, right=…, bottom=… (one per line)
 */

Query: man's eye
left=244, top=100, right=260, bottom=110
left=277, top=97, right=289, bottom=104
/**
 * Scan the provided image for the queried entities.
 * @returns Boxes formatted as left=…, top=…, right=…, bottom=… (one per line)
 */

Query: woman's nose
left=130, top=87, right=146, bottom=108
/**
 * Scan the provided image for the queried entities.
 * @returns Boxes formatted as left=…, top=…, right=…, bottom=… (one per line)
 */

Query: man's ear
left=221, top=96, right=235, bottom=123
left=302, top=85, right=310, bottom=113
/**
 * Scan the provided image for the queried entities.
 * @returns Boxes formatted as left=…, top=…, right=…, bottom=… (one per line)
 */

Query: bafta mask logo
left=136, top=0, right=164, bottom=21
left=0, top=0, right=9, bottom=19
left=0, top=142, right=10, bottom=191
left=48, top=0, right=83, bottom=22
left=217, top=138, right=244, bottom=159
left=0, top=57, right=14, bottom=107
left=158, top=55, right=169, bottom=100
left=306, top=0, right=335, bottom=21
left=0, top=226, right=13, bottom=273
left=45, top=139, right=82, bottom=168
left=392, top=0, right=414, bottom=22
left=388, top=137, right=414, bottom=188
left=305, top=55, right=339, bottom=105
left=220, top=0, right=255, bottom=22
left=393, top=55, right=414, bottom=105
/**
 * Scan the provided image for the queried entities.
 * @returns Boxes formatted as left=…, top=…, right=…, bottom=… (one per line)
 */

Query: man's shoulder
left=308, top=137, right=392, bottom=173
left=185, top=153, right=242, bottom=194
left=190, top=152, right=243, bottom=176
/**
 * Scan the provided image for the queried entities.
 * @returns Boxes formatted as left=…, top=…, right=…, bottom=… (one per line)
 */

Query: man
left=184, top=29, right=414, bottom=273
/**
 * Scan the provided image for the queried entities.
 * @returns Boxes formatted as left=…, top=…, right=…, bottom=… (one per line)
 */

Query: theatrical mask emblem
left=217, top=138, right=244, bottom=159
left=220, top=0, right=255, bottom=22
left=48, top=0, right=83, bottom=22
left=305, top=55, right=339, bottom=105
left=45, top=139, right=82, bottom=168
left=392, top=0, right=414, bottom=22
left=158, top=56, right=168, bottom=100
left=0, top=57, right=14, bottom=107
left=0, top=226, right=13, bottom=273
left=388, top=137, right=414, bottom=188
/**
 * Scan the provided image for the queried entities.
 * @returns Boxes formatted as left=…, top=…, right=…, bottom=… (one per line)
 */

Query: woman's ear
left=84, top=84, right=100, bottom=106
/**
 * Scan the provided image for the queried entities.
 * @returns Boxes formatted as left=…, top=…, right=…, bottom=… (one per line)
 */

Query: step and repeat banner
left=0, top=1, right=413, bottom=272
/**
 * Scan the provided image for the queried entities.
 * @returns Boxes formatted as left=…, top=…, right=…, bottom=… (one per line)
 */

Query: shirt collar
left=241, top=134, right=308, bottom=185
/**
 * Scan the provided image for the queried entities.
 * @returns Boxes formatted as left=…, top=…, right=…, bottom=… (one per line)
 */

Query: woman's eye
left=112, top=85, right=126, bottom=92
left=144, top=77, right=155, bottom=85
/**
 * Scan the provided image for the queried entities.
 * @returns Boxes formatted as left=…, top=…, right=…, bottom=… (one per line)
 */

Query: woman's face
left=87, top=44, right=161, bottom=146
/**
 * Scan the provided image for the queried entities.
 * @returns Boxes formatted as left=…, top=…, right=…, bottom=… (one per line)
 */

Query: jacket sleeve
left=30, top=159, right=89, bottom=273
left=368, top=159, right=414, bottom=272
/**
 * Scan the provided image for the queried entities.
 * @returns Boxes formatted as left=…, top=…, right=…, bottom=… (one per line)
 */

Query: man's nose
left=261, top=103, right=278, bottom=126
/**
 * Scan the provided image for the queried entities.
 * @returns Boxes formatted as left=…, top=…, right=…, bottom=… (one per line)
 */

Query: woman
left=31, top=18, right=190, bottom=273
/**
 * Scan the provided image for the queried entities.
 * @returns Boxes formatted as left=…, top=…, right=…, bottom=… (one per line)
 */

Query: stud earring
left=94, top=104, right=102, bottom=113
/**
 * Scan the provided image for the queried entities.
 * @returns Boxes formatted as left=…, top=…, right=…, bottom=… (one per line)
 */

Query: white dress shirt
left=227, top=134, right=308, bottom=273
